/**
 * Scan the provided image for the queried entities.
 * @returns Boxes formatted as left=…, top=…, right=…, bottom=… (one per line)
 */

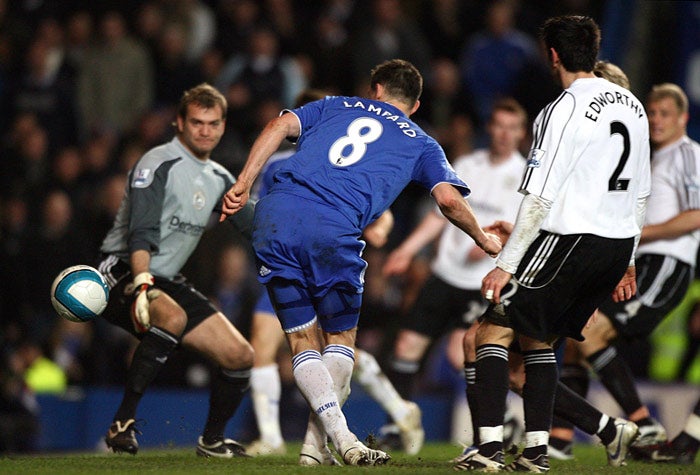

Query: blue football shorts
left=252, top=191, right=367, bottom=333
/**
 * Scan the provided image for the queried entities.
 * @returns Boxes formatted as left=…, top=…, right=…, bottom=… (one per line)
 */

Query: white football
left=50, top=265, right=110, bottom=322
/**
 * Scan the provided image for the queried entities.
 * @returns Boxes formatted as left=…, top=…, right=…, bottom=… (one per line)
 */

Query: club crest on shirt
left=192, top=190, right=206, bottom=210
left=132, top=168, right=152, bottom=188
left=527, top=149, right=545, bottom=168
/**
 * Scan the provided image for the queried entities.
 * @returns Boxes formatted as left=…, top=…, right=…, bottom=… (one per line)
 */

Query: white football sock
left=684, top=413, right=700, bottom=441
left=292, top=349, right=356, bottom=450
left=302, top=344, right=355, bottom=449
left=353, top=349, right=410, bottom=422
left=250, top=364, right=283, bottom=446
left=323, top=344, right=355, bottom=404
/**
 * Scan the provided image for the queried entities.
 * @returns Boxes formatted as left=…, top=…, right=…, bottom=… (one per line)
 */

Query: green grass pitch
left=0, top=442, right=696, bottom=474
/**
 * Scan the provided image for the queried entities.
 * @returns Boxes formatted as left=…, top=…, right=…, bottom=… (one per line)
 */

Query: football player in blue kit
left=220, top=59, right=502, bottom=466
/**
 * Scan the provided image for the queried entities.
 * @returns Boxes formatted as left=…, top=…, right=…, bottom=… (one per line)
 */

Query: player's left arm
left=640, top=209, right=700, bottom=244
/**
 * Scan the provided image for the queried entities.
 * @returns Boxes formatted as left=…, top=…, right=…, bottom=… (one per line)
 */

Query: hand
left=363, top=226, right=389, bottom=248
left=363, top=211, right=394, bottom=248
left=382, top=248, right=412, bottom=276
left=219, top=181, right=250, bottom=222
left=483, top=220, right=514, bottom=245
left=129, top=272, right=154, bottom=332
left=612, top=266, right=636, bottom=303
left=466, top=245, right=488, bottom=262
left=481, top=266, right=512, bottom=304
left=478, top=232, right=502, bottom=258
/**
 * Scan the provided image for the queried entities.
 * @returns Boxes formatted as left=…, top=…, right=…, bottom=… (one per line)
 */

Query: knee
left=222, top=340, right=254, bottom=370
left=394, top=331, right=427, bottom=361
left=153, top=306, right=187, bottom=336
left=462, top=330, right=476, bottom=362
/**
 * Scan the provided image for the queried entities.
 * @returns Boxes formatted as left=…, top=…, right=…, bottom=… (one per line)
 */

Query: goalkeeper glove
left=130, top=272, right=154, bottom=333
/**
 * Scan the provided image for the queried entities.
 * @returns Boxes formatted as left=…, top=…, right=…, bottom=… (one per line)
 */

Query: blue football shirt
left=269, top=96, right=470, bottom=229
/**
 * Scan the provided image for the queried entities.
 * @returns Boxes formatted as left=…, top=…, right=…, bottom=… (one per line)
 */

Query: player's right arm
left=432, top=182, right=501, bottom=257
left=126, top=156, right=166, bottom=331
left=220, top=112, right=301, bottom=220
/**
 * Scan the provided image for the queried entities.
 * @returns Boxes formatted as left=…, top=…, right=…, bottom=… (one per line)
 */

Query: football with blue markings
left=50, top=265, right=109, bottom=322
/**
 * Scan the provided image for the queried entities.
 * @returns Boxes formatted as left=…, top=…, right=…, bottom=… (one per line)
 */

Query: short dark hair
left=177, top=83, right=227, bottom=120
left=370, top=59, right=423, bottom=107
left=540, top=15, right=600, bottom=73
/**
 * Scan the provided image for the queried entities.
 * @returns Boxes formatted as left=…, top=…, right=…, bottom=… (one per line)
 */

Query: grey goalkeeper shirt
left=100, top=136, right=254, bottom=279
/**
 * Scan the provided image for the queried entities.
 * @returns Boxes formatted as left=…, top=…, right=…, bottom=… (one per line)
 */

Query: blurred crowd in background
left=1, top=0, right=698, bottom=453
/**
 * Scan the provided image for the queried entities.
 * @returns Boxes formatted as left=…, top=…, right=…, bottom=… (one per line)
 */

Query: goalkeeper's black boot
left=196, top=436, right=250, bottom=458
left=105, top=419, right=139, bottom=454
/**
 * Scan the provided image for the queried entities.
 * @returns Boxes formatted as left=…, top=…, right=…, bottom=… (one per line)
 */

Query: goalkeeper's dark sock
left=202, top=367, right=251, bottom=443
left=588, top=346, right=644, bottom=416
left=114, top=326, right=179, bottom=421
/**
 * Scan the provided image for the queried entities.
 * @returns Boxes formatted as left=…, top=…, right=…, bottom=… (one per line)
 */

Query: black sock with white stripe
left=202, top=367, right=251, bottom=444
left=554, top=380, right=611, bottom=439
left=474, top=344, right=509, bottom=457
left=464, top=362, right=480, bottom=446
left=588, top=346, right=643, bottom=416
left=115, top=326, right=179, bottom=421
left=522, top=348, right=558, bottom=459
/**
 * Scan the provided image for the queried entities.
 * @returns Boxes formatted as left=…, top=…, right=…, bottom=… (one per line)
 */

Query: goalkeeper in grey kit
left=97, top=83, right=255, bottom=457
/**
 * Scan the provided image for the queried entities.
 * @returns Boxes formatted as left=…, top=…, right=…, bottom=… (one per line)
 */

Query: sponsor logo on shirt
left=168, top=216, right=205, bottom=236
left=527, top=149, right=545, bottom=168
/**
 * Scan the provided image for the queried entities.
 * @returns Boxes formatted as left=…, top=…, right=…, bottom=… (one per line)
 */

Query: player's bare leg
left=353, top=349, right=424, bottom=455
left=183, top=312, right=253, bottom=458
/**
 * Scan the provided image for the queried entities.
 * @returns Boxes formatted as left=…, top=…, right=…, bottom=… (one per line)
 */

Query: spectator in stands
left=152, top=22, right=204, bottom=108
left=12, top=24, right=78, bottom=151
left=214, top=0, right=263, bottom=59
left=417, top=0, right=481, bottom=61
left=23, top=190, right=92, bottom=341
left=346, top=0, right=431, bottom=93
left=0, top=345, right=40, bottom=453
left=458, top=0, right=539, bottom=137
left=77, top=11, right=154, bottom=139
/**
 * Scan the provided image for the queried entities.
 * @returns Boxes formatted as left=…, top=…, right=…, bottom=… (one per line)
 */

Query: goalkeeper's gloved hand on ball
left=130, top=272, right=154, bottom=333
